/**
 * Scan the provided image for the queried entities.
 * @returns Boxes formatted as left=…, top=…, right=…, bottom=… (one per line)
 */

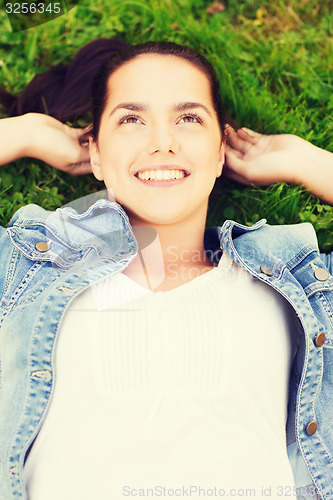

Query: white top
left=24, top=253, right=301, bottom=499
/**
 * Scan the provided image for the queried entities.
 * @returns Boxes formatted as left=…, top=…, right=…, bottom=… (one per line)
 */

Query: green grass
left=0, top=0, right=332, bottom=251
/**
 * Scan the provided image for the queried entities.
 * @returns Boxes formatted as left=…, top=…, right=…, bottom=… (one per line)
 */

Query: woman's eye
left=178, top=114, right=202, bottom=124
left=119, top=115, right=141, bottom=125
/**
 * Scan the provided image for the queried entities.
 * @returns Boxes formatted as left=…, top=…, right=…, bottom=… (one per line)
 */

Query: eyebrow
left=109, top=101, right=213, bottom=117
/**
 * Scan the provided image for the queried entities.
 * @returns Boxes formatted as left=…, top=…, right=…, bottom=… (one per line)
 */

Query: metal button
left=315, top=332, right=326, bottom=347
left=35, top=241, right=50, bottom=253
left=306, top=421, right=318, bottom=436
left=10, top=466, right=18, bottom=474
left=314, top=268, right=329, bottom=281
left=260, top=265, right=273, bottom=276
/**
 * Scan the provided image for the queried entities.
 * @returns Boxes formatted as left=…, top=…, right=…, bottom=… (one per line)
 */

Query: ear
left=89, top=136, right=104, bottom=181
left=216, top=141, right=225, bottom=178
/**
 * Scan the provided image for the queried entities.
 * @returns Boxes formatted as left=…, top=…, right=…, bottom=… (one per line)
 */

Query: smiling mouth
left=135, top=169, right=190, bottom=181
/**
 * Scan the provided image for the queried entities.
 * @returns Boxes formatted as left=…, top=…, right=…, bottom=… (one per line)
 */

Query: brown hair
left=82, top=40, right=228, bottom=144
left=1, top=39, right=232, bottom=143
left=0, top=38, right=129, bottom=121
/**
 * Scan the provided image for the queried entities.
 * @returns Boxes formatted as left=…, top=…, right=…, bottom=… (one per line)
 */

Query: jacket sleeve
left=320, top=252, right=333, bottom=275
left=0, top=226, right=13, bottom=300
left=0, top=228, right=6, bottom=300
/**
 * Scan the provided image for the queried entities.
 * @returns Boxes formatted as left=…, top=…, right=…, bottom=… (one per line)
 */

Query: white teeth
left=137, top=169, right=186, bottom=180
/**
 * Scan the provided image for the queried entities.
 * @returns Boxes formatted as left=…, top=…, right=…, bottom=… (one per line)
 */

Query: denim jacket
left=0, top=196, right=333, bottom=500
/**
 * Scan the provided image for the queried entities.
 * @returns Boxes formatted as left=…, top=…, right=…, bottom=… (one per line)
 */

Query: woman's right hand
left=0, top=113, right=91, bottom=175
left=25, top=113, right=91, bottom=175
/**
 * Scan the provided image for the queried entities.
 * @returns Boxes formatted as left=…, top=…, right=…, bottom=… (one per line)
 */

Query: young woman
left=0, top=41, right=332, bottom=500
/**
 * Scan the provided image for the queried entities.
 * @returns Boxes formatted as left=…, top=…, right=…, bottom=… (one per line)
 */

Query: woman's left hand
left=223, top=126, right=333, bottom=204
left=223, top=126, right=305, bottom=186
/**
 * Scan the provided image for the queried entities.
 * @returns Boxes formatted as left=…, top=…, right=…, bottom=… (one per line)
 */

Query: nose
left=146, top=124, right=180, bottom=155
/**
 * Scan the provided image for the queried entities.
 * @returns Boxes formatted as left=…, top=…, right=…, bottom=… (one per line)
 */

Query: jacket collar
left=7, top=198, right=138, bottom=270
left=218, top=218, right=319, bottom=276
left=7, top=196, right=319, bottom=273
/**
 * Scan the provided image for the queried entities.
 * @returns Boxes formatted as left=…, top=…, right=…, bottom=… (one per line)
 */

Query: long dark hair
left=0, top=38, right=129, bottom=121
left=0, top=38, right=230, bottom=141
left=83, top=40, right=228, bottom=143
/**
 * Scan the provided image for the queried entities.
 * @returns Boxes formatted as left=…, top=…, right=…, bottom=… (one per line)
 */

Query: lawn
left=0, top=0, right=332, bottom=251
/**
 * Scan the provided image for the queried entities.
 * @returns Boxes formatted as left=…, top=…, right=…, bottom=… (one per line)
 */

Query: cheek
left=101, top=134, right=141, bottom=166
left=190, top=141, right=221, bottom=170
left=98, top=145, right=122, bottom=176
left=186, top=131, right=220, bottom=154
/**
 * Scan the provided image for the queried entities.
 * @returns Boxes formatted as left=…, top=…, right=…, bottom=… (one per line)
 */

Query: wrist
left=20, top=113, right=42, bottom=158
left=0, top=113, right=37, bottom=166
left=292, top=137, right=333, bottom=203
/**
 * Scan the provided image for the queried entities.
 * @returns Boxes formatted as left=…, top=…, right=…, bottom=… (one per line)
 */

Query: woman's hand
left=224, top=127, right=308, bottom=185
left=223, top=126, right=333, bottom=204
left=0, top=113, right=91, bottom=175
left=25, top=113, right=91, bottom=175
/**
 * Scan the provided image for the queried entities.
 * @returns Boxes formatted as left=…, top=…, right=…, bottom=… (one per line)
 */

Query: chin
left=128, top=208, right=187, bottom=226
left=121, top=200, right=185, bottom=223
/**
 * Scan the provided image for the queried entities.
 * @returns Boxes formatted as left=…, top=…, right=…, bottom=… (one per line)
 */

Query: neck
left=125, top=208, right=213, bottom=291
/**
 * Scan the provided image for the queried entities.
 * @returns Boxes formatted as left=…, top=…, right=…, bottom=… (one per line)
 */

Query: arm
left=0, top=113, right=91, bottom=175
left=224, top=127, right=333, bottom=205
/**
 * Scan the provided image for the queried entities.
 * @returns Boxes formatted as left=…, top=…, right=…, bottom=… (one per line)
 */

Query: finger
left=68, top=144, right=90, bottom=166
left=224, top=123, right=235, bottom=134
left=226, top=128, right=253, bottom=155
left=66, top=126, right=89, bottom=142
left=224, top=149, right=249, bottom=172
left=66, top=162, right=93, bottom=176
left=224, top=143, right=243, bottom=159
left=237, top=127, right=262, bottom=143
left=224, top=149, right=262, bottom=185
left=72, top=127, right=88, bottom=135
left=77, top=148, right=90, bottom=163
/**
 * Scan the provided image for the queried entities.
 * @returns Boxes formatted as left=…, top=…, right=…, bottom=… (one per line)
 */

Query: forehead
left=106, top=54, right=212, bottom=106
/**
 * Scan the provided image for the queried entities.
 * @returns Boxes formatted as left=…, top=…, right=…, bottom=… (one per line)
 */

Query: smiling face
left=89, top=54, right=225, bottom=226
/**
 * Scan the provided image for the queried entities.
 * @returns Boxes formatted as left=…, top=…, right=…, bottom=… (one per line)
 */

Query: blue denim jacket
left=0, top=196, right=333, bottom=500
